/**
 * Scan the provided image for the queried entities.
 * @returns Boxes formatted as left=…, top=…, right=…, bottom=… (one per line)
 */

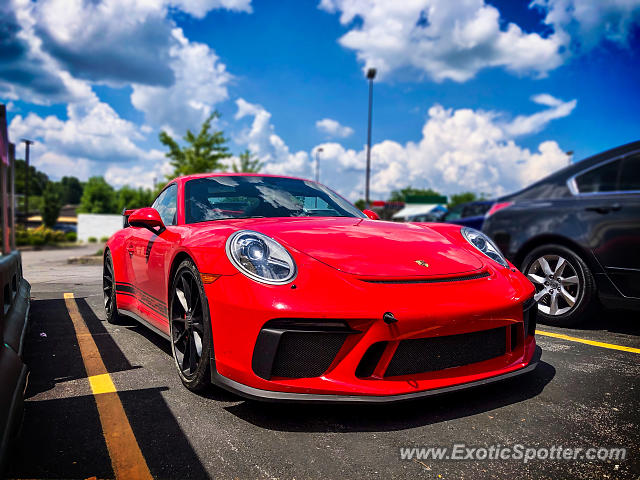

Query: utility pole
left=365, top=68, right=376, bottom=208
left=21, top=139, right=33, bottom=222
left=315, top=147, right=323, bottom=183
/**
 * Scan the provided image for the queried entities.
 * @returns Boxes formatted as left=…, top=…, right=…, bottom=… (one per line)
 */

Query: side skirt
left=118, top=308, right=171, bottom=341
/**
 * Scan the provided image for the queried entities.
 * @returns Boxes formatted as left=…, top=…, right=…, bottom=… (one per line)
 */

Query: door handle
left=127, top=244, right=135, bottom=257
left=585, top=203, right=621, bottom=214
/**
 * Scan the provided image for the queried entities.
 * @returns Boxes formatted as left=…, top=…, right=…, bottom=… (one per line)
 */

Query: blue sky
left=2, top=0, right=639, bottom=200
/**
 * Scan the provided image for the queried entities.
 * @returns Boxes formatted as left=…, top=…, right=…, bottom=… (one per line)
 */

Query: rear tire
left=103, top=251, right=120, bottom=325
left=522, top=244, right=596, bottom=327
left=169, top=259, right=212, bottom=392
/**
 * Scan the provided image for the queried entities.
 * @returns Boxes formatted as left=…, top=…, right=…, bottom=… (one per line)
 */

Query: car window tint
left=575, top=159, right=621, bottom=193
left=619, top=155, right=640, bottom=191
left=152, top=184, right=178, bottom=225
left=184, top=176, right=365, bottom=223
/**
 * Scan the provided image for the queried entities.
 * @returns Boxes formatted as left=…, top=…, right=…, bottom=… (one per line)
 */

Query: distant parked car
left=483, top=141, right=640, bottom=326
left=52, top=223, right=77, bottom=233
left=407, top=211, right=446, bottom=222
left=442, top=200, right=493, bottom=230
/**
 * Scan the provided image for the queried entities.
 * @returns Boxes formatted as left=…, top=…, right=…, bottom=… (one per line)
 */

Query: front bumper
left=211, top=357, right=539, bottom=404
left=205, top=255, right=536, bottom=401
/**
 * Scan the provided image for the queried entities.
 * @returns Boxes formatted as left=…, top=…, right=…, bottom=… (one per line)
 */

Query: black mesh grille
left=384, top=327, right=507, bottom=377
left=355, top=342, right=388, bottom=378
left=270, top=331, right=348, bottom=378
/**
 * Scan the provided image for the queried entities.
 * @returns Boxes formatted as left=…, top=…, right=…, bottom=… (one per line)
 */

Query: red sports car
left=104, top=173, right=538, bottom=402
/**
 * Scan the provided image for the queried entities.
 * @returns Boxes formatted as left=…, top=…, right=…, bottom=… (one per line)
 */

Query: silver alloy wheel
left=526, top=254, right=580, bottom=316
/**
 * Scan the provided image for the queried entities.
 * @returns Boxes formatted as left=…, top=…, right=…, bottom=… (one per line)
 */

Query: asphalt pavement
left=5, top=246, right=640, bottom=479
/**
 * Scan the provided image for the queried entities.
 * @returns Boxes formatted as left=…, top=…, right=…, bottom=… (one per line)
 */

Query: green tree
left=354, top=199, right=366, bottom=210
left=389, top=186, right=443, bottom=202
left=232, top=149, right=264, bottom=173
left=78, top=177, right=117, bottom=214
left=117, top=186, right=154, bottom=213
left=41, top=182, right=62, bottom=227
left=159, top=112, right=231, bottom=179
left=448, top=191, right=486, bottom=209
left=15, top=159, right=49, bottom=195
left=58, top=176, right=84, bottom=204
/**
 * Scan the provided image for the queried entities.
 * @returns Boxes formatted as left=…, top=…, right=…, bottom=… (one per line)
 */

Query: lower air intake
left=270, top=331, right=348, bottom=378
left=384, top=327, right=507, bottom=377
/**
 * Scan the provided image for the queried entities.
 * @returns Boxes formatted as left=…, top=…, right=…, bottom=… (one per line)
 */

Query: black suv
left=483, top=141, right=640, bottom=326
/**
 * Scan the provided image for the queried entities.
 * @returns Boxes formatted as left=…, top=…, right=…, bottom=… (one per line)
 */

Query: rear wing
left=122, top=208, right=136, bottom=228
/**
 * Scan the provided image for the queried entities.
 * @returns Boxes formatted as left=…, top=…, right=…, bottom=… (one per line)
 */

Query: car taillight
left=485, top=202, right=513, bottom=218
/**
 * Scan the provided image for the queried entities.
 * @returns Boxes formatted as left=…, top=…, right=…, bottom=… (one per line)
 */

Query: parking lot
left=6, top=246, right=640, bottom=479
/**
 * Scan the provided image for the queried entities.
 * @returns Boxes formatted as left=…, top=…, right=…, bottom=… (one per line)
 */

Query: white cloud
left=503, top=94, right=576, bottom=137
left=532, top=0, right=640, bottom=49
left=170, top=0, right=252, bottom=17
left=131, top=28, right=231, bottom=134
left=34, top=151, right=92, bottom=182
left=234, top=95, right=575, bottom=201
left=316, top=118, right=354, bottom=138
left=8, top=96, right=168, bottom=185
left=1, top=0, right=247, bottom=106
left=104, top=159, right=172, bottom=189
left=319, top=0, right=566, bottom=81
left=233, top=98, right=312, bottom=177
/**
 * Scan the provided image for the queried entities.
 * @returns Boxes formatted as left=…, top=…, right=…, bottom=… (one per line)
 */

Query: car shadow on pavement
left=9, top=297, right=210, bottom=479
left=223, top=348, right=555, bottom=433
left=569, top=308, right=640, bottom=336
left=22, top=298, right=141, bottom=399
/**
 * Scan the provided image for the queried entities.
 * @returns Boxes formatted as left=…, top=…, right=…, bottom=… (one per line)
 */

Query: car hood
left=241, top=217, right=484, bottom=277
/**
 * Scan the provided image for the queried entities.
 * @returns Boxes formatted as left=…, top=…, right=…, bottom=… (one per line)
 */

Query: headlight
left=461, top=227, right=508, bottom=268
left=225, top=230, right=297, bottom=284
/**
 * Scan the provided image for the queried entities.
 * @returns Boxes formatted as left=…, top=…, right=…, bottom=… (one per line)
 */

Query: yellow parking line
left=536, top=329, right=640, bottom=354
left=64, top=293, right=153, bottom=479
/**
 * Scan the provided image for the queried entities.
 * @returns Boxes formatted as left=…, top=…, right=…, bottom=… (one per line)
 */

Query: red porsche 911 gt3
left=104, top=173, right=538, bottom=402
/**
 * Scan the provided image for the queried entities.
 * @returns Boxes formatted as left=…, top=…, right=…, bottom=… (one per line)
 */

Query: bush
left=65, top=231, right=77, bottom=242
left=100, top=236, right=110, bottom=243
left=16, top=225, right=67, bottom=247
left=88, top=236, right=98, bottom=243
left=96, top=248, right=104, bottom=256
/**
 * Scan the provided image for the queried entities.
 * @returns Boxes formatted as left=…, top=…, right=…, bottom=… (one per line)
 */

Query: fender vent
left=361, top=271, right=490, bottom=284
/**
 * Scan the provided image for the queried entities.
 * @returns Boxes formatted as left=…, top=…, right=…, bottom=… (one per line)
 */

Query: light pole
left=365, top=68, right=376, bottom=208
left=565, top=150, right=574, bottom=165
left=315, top=147, right=323, bottom=183
left=21, top=139, right=33, bottom=222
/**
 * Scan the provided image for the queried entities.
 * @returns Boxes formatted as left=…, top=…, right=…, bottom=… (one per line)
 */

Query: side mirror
left=362, top=209, right=380, bottom=220
left=128, top=207, right=165, bottom=233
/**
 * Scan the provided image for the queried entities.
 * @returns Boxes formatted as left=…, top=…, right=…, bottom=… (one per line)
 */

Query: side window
left=152, top=184, right=178, bottom=226
left=618, top=155, right=640, bottom=192
left=575, top=159, right=621, bottom=193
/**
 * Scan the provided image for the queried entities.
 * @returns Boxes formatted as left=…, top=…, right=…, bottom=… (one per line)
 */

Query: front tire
left=169, top=259, right=212, bottom=392
left=522, top=244, right=596, bottom=327
left=103, top=251, right=120, bottom=325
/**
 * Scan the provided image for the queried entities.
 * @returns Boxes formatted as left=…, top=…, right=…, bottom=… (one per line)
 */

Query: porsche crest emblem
left=415, top=260, right=429, bottom=268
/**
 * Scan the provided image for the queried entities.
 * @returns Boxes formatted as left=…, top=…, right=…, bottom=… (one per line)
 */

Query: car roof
left=173, top=172, right=311, bottom=184
left=501, top=140, right=640, bottom=201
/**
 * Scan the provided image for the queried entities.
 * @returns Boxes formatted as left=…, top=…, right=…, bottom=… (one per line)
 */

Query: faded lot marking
left=536, top=329, right=640, bottom=354
left=64, top=292, right=152, bottom=479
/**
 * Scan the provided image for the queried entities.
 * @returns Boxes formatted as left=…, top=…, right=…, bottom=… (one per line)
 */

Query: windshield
left=184, top=176, right=366, bottom=223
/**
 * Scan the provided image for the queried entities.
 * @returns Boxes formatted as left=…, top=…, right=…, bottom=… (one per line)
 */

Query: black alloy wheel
left=103, top=251, right=120, bottom=324
left=169, top=259, right=212, bottom=391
